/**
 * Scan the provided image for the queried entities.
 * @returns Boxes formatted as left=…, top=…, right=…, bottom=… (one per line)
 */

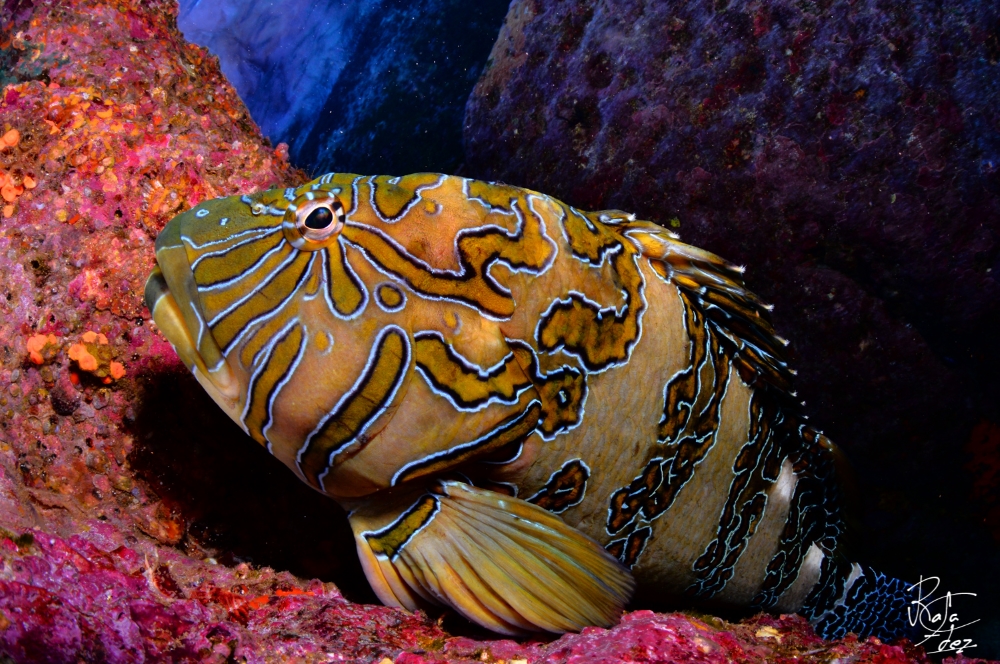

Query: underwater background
left=177, top=0, right=513, bottom=176
left=0, top=0, right=997, bottom=660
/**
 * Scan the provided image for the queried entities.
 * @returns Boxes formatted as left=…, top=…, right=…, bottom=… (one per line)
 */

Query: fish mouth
left=145, top=265, right=242, bottom=425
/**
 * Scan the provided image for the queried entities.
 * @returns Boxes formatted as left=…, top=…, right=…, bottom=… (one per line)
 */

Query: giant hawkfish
left=145, top=172, right=917, bottom=640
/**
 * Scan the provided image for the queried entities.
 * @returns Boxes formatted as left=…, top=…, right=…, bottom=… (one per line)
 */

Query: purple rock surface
left=464, top=0, right=1000, bottom=651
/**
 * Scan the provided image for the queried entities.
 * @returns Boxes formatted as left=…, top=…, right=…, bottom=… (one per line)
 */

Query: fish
left=145, top=172, right=917, bottom=640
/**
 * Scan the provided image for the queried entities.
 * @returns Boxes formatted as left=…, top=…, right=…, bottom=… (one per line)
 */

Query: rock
left=0, top=528, right=445, bottom=663
left=1, top=529, right=964, bottom=663
left=464, top=0, right=1000, bottom=653
left=0, top=0, right=301, bottom=549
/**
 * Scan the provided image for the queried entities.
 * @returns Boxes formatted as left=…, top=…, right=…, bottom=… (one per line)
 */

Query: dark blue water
left=178, top=0, right=511, bottom=175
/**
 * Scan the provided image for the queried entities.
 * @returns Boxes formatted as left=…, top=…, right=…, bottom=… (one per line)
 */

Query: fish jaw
left=145, top=266, right=243, bottom=429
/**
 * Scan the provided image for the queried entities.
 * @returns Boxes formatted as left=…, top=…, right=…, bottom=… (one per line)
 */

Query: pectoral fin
left=349, top=480, right=635, bottom=635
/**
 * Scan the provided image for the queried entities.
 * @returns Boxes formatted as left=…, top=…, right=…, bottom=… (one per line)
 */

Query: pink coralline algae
left=0, top=527, right=447, bottom=663
left=1, top=528, right=985, bottom=664
left=0, top=0, right=993, bottom=662
left=0, top=0, right=302, bottom=553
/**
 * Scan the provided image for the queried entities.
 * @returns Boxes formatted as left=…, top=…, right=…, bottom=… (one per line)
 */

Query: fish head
left=145, top=178, right=413, bottom=498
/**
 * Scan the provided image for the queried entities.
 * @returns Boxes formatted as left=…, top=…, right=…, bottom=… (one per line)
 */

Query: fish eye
left=285, top=195, right=346, bottom=248
left=304, top=207, right=334, bottom=230
left=297, top=201, right=344, bottom=240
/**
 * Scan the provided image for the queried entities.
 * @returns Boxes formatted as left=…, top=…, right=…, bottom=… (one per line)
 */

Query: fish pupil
left=304, top=206, right=334, bottom=230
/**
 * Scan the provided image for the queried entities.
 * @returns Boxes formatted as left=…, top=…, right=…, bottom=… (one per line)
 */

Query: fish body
left=146, top=172, right=915, bottom=639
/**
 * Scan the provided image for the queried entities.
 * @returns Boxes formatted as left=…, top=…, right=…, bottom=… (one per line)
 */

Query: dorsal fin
left=621, top=221, right=795, bottom=397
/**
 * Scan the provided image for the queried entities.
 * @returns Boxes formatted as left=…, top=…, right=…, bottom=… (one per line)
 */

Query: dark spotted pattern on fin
left=813, top=565, right=920, bottom=641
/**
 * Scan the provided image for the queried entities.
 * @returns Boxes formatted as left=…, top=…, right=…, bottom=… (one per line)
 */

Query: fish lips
left=145, top=262, right=243, bottom=428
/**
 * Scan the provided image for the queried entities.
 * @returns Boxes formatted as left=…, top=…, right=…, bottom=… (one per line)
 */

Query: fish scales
left=145, top=172, right=918, bottom=641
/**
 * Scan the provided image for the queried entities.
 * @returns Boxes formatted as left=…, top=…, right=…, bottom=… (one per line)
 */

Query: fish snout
left=145, top=265, right=243, bottom=424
